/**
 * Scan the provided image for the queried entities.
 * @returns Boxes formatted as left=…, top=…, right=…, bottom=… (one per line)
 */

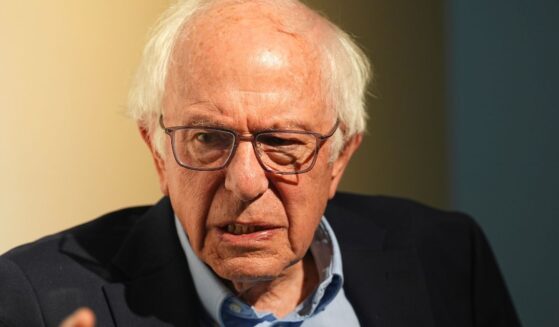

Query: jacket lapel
left=103, top=197, right=202, bottom=327
left=326, top=195, right=435, bottom=327
left=102, top=261, right=201, bottom=327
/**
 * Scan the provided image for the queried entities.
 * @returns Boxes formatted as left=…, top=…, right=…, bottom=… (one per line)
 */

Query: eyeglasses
left=159, top=115, right=339, bottom=175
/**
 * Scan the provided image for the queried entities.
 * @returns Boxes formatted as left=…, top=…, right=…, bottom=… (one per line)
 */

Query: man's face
left=149, top=4, right=355, bottom=282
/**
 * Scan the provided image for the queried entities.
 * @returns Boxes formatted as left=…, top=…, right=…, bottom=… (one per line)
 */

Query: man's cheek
left=199, top=230, right=220, bottom=261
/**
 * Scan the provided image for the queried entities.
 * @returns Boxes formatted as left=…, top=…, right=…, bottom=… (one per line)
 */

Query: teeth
left=226, top=224, right=260, bottom=235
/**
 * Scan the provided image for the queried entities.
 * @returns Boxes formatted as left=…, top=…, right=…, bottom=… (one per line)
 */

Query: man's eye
left=259, top=135, right=301, bottom=147
left=194, top=132, right=230, bottom=146
left=195, top=132, right=213, bottom=143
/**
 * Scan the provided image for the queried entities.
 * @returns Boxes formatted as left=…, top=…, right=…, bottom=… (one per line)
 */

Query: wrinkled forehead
left=168, top=0, right=328, bottom=94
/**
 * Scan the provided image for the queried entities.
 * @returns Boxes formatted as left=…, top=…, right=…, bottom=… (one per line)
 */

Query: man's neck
left=228, top=253, right=319, bottom=318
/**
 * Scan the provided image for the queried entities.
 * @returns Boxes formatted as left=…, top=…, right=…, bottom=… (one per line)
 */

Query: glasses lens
left=173, top=128, right=235, bottom=169
left=256, top=132, right=317, bottom=173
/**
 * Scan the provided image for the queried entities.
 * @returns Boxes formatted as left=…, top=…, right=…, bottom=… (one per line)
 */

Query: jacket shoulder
left=3, top=205, right=151, bottom=266
left=0, top=204, right=152, bottom=326
left=326, top=192, right=476, bottom=249
left=0, top=256, right=45, bottom=327
left=327, top=192, right=520, bottom=326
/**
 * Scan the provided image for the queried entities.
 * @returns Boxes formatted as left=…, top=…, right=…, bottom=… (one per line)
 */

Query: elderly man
left=0, top=0, right=519, bottom=326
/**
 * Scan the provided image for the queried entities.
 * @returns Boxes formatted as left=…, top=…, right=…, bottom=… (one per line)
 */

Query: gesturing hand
left=59, top=308, right=95, bottom=327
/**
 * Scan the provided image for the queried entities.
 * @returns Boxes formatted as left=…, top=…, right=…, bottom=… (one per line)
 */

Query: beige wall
left=0, top=0, right=447, bottom=253
left=0, top=1, right=171, bottom=253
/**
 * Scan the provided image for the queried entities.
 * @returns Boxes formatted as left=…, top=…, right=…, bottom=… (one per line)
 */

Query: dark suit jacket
left=0, top=193, right=520, bottom=327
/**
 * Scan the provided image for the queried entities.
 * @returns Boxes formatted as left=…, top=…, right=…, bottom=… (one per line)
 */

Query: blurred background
left=1, top=0, right=557, bottom=325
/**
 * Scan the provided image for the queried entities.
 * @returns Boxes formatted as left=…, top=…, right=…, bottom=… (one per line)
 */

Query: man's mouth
left=224, top=224, right=271, bottom=235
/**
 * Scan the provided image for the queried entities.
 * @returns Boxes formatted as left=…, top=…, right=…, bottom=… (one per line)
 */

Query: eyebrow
left=263, top=119, right=311, bottom=131
left=181, top=118, right=309, bottom=130
left=171, top=103, right=230, bottom=128
left=188, top=119, right=230, bottom=129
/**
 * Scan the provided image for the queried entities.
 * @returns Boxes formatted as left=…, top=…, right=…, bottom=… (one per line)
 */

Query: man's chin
left=208, top=256, right=294, bottom=283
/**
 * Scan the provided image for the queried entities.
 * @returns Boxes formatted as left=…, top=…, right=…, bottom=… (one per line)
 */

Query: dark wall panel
left=448, top=0, right=559, bottom=325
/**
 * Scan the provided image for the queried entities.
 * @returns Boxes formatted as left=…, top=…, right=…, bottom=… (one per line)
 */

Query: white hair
left=128, top=0, right=371, bottom=159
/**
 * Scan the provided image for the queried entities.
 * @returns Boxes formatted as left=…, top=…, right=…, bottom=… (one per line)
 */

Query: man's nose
left=224, top=142, right=269, bottom=202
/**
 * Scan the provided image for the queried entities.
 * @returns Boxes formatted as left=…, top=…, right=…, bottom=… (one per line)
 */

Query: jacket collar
left=110, top=197, right=182, bottom=279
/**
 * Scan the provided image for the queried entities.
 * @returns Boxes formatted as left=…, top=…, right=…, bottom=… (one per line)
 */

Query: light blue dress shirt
left=174, top=216, right=360, bottom=326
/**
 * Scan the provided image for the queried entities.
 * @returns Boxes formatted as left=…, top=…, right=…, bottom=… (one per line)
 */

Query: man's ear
left=139, top=126, right=169, bottom=195
left=328, top=133, right=363, bottom=198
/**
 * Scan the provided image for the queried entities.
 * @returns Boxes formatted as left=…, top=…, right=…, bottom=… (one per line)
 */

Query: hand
left=59, top=307, right=96, bottom=327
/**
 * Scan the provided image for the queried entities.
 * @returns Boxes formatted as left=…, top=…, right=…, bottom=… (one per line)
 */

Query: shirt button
left=228, top=302, right=243, bottom=313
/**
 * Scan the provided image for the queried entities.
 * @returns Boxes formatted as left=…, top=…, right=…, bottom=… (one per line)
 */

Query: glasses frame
left=159, top=115, right=339, bottom=175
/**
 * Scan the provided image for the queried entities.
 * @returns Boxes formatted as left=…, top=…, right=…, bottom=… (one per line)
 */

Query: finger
left=59, top=307, right=96, bottom=327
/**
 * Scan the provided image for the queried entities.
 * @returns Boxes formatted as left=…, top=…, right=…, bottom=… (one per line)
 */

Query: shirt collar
left=174, top=216, right=344, bottom=325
